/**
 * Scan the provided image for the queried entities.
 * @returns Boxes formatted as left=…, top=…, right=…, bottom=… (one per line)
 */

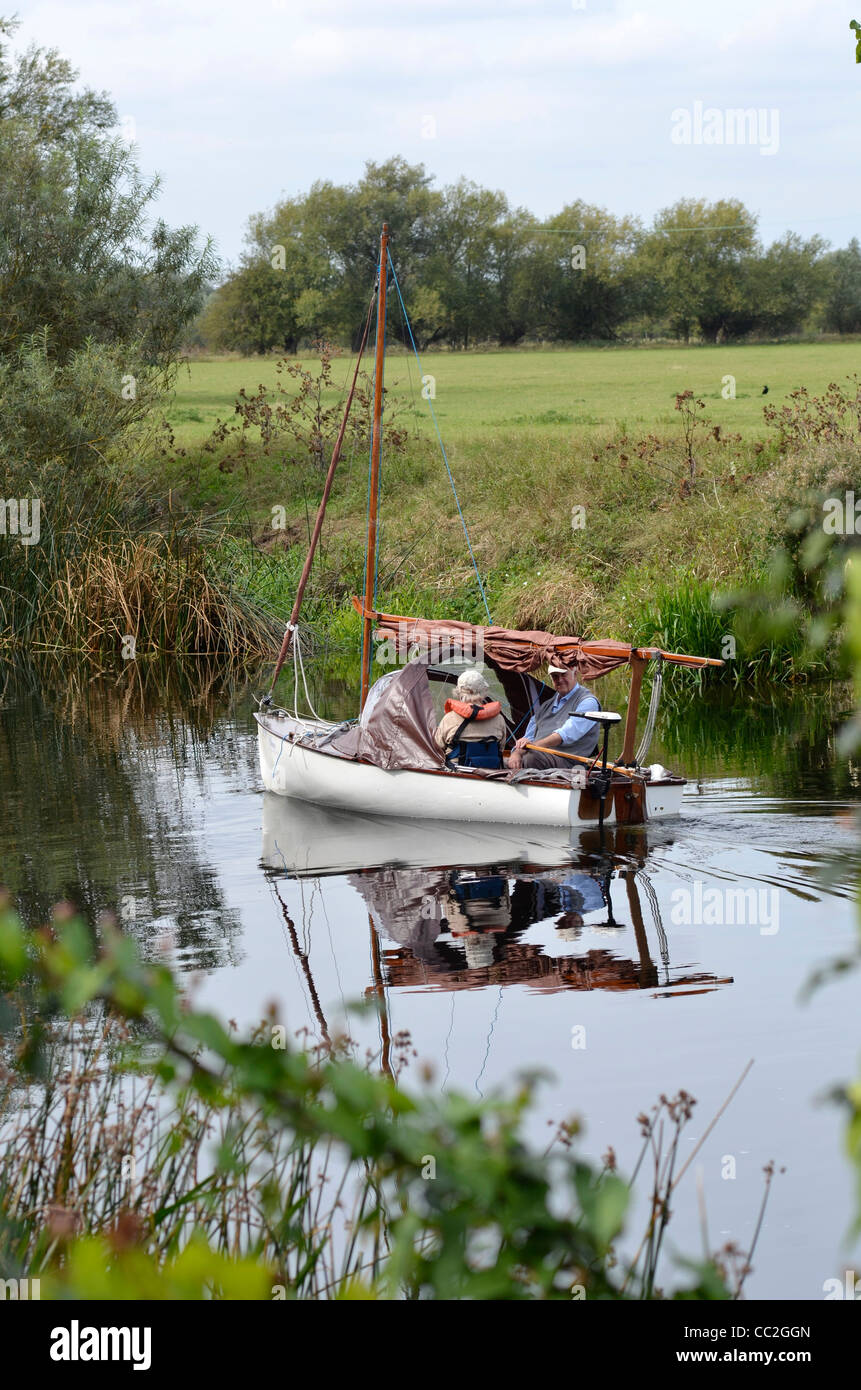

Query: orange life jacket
left=444, top=698, right=502, bottom=720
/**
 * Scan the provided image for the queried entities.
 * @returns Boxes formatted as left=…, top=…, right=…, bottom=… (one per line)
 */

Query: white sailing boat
left=255, top=224, right=722, bottom=828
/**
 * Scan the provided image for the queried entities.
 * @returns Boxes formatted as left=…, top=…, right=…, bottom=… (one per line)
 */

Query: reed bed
left=0, top=1005, right=772, bottom=1300
left=0, top=1016, right=380, bottom=1296
left=0, top=471, right=283, bottom=661
left=39, top=531, right=279, bottom=661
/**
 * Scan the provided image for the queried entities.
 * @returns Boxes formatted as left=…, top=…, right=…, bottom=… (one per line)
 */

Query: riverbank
left=4, top=345, right=857, bottom=675
left=151, top=362, right=860, bottom=681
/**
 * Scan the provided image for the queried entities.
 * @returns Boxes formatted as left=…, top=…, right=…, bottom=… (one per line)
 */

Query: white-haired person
left=434, top=668, right=507, bottom=769
left=508, top=659, right=600, bottom=771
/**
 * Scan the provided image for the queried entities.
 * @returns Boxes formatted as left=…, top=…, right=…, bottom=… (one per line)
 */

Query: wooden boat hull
left=255, top=712, right=685, bottom=827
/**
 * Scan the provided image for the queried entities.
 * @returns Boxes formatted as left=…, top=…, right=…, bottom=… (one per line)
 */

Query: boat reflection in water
left=261, top=795, right=733, bottom=1002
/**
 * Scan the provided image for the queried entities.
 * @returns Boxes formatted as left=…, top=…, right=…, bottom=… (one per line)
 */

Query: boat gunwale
left=253, top=712, right=687, bottom=791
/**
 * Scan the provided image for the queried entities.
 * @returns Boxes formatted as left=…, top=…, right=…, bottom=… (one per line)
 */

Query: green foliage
left=43, top=1238, right=273, bottom=1301
left=198, top=260, right=310, bottom=357
left=199, top=177, right=843, bottom=355
left=822, top=239, right=861, bottom=333
left=636, top=198, right=758, bottom=343
left=0, top=15, right=216, bottom=474
left=751, top=232, right=830, bottom=339
left=0, top=332, right=164, bottom=477
left=420, top=179, right=517, bottom=349
left=0, top=898, right=728, bottom=1300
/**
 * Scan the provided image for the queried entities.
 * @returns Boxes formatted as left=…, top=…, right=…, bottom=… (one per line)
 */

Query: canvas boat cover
left=325, top=661, right=590, bottom=781
left=323, top=608, right=721, bottom=778
left=326, top=661, right=445, bottom=771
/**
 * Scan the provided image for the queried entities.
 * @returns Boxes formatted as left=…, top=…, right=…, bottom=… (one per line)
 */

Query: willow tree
left=0, top=16, right=216, bottom=478
left=635, top=198, right=758, bottom=343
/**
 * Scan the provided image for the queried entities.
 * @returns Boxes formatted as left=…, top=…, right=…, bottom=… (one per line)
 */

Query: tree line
left=195, top=158, right=861, bottom=355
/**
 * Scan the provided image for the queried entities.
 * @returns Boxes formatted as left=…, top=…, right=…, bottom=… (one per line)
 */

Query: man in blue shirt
left=508, top=660, right=600, bottom=771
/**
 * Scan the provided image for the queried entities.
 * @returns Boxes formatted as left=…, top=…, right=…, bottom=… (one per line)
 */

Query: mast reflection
left=344, top=828, right=732, bottom=998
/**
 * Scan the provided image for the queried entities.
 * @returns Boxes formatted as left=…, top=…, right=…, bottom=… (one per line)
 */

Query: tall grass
left=0, top=1017, right=380, bottom=1297
left=0, top=472, right=282, bottom=660
left=622, top=571, right=828, bottom=683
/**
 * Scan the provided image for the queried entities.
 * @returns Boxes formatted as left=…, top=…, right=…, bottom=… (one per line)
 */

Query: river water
left=1, top=659, right=860, bottom=1300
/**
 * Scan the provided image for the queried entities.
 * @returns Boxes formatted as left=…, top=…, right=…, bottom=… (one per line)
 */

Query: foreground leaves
left=0, top=900, right=725, bottom=1300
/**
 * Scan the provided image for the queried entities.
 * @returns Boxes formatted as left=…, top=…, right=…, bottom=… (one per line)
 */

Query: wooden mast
left=368, top=911, right=393, bottom=1078
left=360, top=222, right=389, bottom=713
left=625, top=872, right=658, bottom=989
left=267, top=291, right=376, bottom=697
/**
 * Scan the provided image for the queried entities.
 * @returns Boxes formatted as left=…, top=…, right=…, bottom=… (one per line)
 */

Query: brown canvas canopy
left=351, top=598, right=632, bottom=680
left=323, top=606, right=726, bottom=774
left=349, top=600, right=723, bottom=731
left=351, top=599, right=723, bottom=678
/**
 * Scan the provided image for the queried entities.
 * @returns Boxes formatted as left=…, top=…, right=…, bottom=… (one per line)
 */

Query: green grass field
left=168, top=341, right=861, bottom=446
left=156, top=341, right=858, bottom=670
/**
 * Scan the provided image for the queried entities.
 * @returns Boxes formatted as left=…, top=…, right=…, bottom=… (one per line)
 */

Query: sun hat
left=455, top=667, right=490, bottom=697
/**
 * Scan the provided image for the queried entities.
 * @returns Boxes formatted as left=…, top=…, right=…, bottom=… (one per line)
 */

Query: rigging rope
left=634, top=655, right=663, bottom=766
left=388, top=257, right=493, bottom=626
left=283, top=622, right=329, bottom=724
left=294, top=625, right=323, bottom=721
left=636, top=870, right=669, bottom=972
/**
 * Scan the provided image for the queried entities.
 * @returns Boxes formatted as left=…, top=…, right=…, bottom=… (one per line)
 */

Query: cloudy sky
left=14, top=0, right=861, bottom=271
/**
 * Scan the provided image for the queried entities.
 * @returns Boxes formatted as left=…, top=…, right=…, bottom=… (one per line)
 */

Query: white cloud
left=13, top=0, right=860, bottom=262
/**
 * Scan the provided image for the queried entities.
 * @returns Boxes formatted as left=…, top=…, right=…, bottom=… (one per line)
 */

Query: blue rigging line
left=388, top=258, right=493, bottom=626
